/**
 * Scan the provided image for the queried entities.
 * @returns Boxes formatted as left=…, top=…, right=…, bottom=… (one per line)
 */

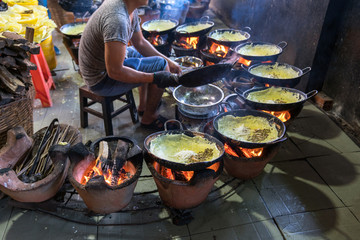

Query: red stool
left=30, top=46, right=55, bottom=107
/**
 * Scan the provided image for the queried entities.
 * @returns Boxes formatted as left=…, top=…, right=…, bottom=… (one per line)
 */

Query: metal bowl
left=174, top=56, right=203, bottom=72
left=173, top=84, right=224, bottom=117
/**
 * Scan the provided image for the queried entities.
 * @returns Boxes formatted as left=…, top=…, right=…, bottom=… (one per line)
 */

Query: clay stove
left=68, top=136, right=143, bottom=214
left=145, top=154, right=223, bottom=210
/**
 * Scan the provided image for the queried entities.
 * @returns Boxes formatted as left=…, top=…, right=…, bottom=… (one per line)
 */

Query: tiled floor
left=1, top=13, right=360, bottom=240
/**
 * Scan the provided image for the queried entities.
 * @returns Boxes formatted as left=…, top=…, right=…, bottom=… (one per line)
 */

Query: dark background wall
left=209, top=0, right=360, bottom=132
left=321, top=0, right=360, bottom=130
left=209, top=0, right=330, bottom=91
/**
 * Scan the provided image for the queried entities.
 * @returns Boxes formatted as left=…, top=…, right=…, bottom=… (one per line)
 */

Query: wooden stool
left=79, top=85, right=139, bottom=136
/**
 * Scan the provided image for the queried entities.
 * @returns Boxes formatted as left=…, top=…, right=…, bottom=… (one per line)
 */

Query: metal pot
left=207, top=28, right=251, bottom=48
left=144, top=120, right=225, bottom=171
left=244, top=62, right=311, bottom=88
left=60, top=22, right=87, bottom=39
left=175, top=16, right=214, bottom=37
left=213, top=109, right=287, bottom=149
left=233, top=41, right=287, bottom=62
left=173, top=84, right=224, bottom=117
left=235, top=86, right=318, bottom=111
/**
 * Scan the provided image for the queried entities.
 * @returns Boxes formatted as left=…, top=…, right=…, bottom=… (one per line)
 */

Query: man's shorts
left=90, top=47, right=167, bottom=97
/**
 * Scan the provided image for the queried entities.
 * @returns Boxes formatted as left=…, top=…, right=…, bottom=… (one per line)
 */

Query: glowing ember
left=209, top=42, right=229, bottom=58
left=176, top=36, right=200, bottom=49
left=81, top=157, right=136, bottom=186
left=262, top=110, right=291, bottom=122
left=206, top=61, right=215, bottom=66
left=265, top=83, right=270, bottom=87
left=148, top=35, right=164, bottom=46
left=153, top=161, right=220, bottom=181
left=224, top=143, right=264, bottom=158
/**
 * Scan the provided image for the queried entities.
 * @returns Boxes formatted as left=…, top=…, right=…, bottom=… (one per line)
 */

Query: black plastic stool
left=79, top=85, right=139, bottom=135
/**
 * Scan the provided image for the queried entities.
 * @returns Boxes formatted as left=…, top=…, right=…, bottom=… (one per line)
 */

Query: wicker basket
left=0, top=87, right=34, bottom=147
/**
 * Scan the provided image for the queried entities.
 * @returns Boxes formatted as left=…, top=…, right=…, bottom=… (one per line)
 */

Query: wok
left=143, top=120, right=224, bottom=171
left=173, top=84, right=224, bottom=117
left=178, top=63, right=233, bottom=87
left=243, top=62, right=311, bottom=88
left=233, top=41, right=287, bottom=62
left=235, top=86, right=318, bottom=111
left=175, top=16, right=214, bottom=37
left=141, top=19, right=179, bottom=35
left=60, top=22, right=87, bottom=39
left=207, top=28, right=251, bottom=48
left=213, top=109, right=287, bottom=149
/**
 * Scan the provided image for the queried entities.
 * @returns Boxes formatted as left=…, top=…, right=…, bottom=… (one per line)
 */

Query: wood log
left=0, top=65, right=25, bottom=93
left=0, top=40, right=5, bottom=49
left=2, top=32, right=27, bottom=44
left=1, top=47, right=18, bottom=57
left=15, top=57, right=37, bottom=70
left=0, top=56, right=17, bottom=68
left=27, top=43, right=40, bottom=54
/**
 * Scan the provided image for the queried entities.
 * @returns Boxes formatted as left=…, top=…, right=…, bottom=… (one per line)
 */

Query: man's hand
left=153, top=71, right=179, bottom=88
left=167, top=59, right=182, bottom=74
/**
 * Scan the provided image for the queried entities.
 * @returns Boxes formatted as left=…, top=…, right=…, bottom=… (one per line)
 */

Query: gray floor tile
left=254, top=161, right=344, bottom=217
left=188, top=181, right=271, bottom=235
left=3, top=208, right=97, bottom=240
left=349, top=203, right=360, bottom=221
left=289, top=135, right=341, bottom=158
left=308, top=152, right=360, bottom=206
left=275, top=207, right=360, bottom=240
left=0, top=198, right=12, bottom=240
left=271, top=137, right=305, bottom=162
left=190, top=220, right=283, bottom=240
left=98, top=208, right=189, bottom=240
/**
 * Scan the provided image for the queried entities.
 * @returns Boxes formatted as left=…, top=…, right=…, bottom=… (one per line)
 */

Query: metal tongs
left=27, top=118, right=59, bottom=177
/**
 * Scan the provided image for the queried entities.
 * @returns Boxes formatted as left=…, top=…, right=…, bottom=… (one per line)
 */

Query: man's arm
left=130, top=30, right=182, bottom=74
left=104, top=41, right=153, bottom=83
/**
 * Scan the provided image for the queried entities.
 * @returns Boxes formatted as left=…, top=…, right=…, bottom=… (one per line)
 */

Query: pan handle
left=164, top=119, right=183, bottom=131
left=277, top=41, right=288, bottom=50
left=301, top=67, right=311, bottom=76
left=200, top=16, right=210, bottom=23
left=234, top=87, right=246, bottom=99
left=272, top=136, right=288, bottom=144
left=305, top=90, right=318, bottom=99
left=241, top=63, right=250, bottom=71
left=241, top=26, right=252, bottom=32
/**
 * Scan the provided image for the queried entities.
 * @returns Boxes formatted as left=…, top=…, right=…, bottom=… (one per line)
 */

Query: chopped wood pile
left=0, top=31, right=40, bottom=106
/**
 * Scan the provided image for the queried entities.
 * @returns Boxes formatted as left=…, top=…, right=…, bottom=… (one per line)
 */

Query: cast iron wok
left=233, top=41, right=287, bottom=62
left=178, top=63, right=233, bottom=87
left=235, top=86, right=318, bottom=111
left=60, top=22, right=87, bottom=39
left=141, top=19, right=179, bottom=36
left=175, top=16, right=214, bottom=37
left=243, top=62, right=311, bottom=88
left=213, top=109, right=287, bottom=149
left=143, top=120, right=224, bottom=171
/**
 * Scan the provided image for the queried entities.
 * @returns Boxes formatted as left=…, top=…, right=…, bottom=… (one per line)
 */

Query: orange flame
left=153, top=161, right=220, bottom=181
left=209, top=42, right=229, bottom=58
left=206, top=61, right=215, bottom=66
left=238, top=57, right=252, bottom=67
left=149, top=35, right=162, bottom=46
left=178, top=36, right=199, bottom=49
left=265, top=83, right=270, bottom=87
left=262, top=110, right=291, bottom=122
left=224, top=143, right=264, bottom=158
left=81, top=157, right=135, bottom=186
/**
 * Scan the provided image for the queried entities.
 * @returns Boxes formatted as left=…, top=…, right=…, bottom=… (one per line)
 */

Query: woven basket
left=0, top=87, right=34, bottom=147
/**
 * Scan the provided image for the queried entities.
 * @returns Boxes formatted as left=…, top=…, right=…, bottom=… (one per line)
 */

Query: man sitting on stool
left=79, top=0, right=181, bottom=131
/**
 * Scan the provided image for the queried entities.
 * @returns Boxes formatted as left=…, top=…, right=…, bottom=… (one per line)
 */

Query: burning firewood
left=82, top=139, right=140, bottom=186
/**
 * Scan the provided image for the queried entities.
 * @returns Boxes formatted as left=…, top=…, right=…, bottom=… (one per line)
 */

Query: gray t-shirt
left=79, top=0, right=140, bottom=87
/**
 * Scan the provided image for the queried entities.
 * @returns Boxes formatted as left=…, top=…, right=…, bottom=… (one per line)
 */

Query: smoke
left=158, top=0, right=190, bottom=24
